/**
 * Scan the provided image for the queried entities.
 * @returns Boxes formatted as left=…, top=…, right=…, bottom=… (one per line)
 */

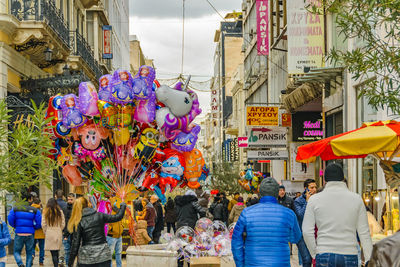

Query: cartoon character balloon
left=45, top=95, right=70, bottom=138
left=98, top=74, right=113, bottom=102
left=79, top=82, right=99, bottom=116
left=73, top=123, right=108, bottom=163
left=60, top=94, right=87, bottom=129
left=110, top=70, right=134, bottom=105
left=183, top=148, right=205, bottom=189
left=133, top=128, right=159, bottom=163
left=172, top=124, right=201, bottom=152
left=132, top=65, right=157, bottom=123
left=159, top=148, right=185, bottom=192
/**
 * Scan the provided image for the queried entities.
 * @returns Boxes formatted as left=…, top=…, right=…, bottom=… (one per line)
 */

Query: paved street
left=5, top=246, right=300, bottom=267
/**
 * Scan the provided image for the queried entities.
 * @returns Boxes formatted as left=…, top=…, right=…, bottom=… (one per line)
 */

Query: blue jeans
left=14, top=235, right=35, bottom=267
left=316, top=253, right=358, bottom=267
left=33, top=239, right=45, bottom=264
left=297, top=237, right=312, bottom=267
left=147, top=226, right=154, bottom=244
left=63, top=236, right=71, bottom=265
left=106, top=236, right=122, bottom=267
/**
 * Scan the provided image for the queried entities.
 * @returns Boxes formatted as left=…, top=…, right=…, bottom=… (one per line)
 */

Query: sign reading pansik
left=287, top=0, right=324, bottom=74
left=256, top=0, right=269, bottom=55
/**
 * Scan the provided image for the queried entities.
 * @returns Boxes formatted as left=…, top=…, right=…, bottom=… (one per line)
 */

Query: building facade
left=0, top=0, right=129, bottom=213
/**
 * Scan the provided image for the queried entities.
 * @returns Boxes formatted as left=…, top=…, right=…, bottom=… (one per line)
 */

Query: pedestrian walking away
left=0, top=216, right=11, bottom=267
left=209, top=196, right=225, bottom=222
left=164, top=197, right=177, bottom=234
left=31, top=197, right=45, bottom=266
left=231, top=177, right=301, bottom=267
left=294, top=178, right=317, bottom=267
left=151, top=196, right=163, bottom=244
left=175, top=190, right=206, bottom=230
left=228, top=196, right=244, bottom=224
left=8, top=194, right=42, bottom=267
left=62, top=193, right=75, bottom=266
left=42, top=198, right=65, bottom=267
left=106, top=203, right=124, bottom=267
left=302, top=163, right=373, bottom=267
left=68, top=197, right=126, bottom=267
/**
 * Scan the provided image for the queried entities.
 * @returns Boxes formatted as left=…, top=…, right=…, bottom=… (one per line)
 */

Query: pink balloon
left=79, top=82, right=99, bottom=116
left=62, top=164, right=82, bottom=186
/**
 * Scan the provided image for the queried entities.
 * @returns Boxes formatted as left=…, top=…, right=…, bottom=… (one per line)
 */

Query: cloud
left=130, top=0, right=242, bottom=18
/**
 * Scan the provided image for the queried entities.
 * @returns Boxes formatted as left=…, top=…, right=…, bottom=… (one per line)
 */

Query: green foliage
left=0, top=99, right=56, bottom=202
left=314, top=0, right=400, bottom=113
left=210, top=159, right=243, bottom=194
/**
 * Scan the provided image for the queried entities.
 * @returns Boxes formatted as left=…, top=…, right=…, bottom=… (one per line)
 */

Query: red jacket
left=144, top=203, right=156, bottom=227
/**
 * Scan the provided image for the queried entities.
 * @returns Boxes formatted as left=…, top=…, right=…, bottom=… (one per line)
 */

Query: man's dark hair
left=56, top=189, right=64, bottom=199
left=304, top=179, right=316, bottom=189
left=68, top=193, right=76, bottom=198
left=234, top=192, right=240, bottom=196
left=33, top=196, right=40, bottom=204
left=221, top=192, right=226, bottom=197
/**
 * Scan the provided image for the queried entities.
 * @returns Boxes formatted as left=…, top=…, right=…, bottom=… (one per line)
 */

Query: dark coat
left=175, top=195, right=206, bottom=229
left=164, top=200, right=177, bottom=223
left=63, top=203, right=73, bottom=238
left=278, top=195, right=294, bottom=210
left=153, top=201, right=164, bottom=233
left=209, top=202, right=225, bottom=221
left=69, top=203, right=126, bottom=267
left=144, top=203, right=156, bottom=227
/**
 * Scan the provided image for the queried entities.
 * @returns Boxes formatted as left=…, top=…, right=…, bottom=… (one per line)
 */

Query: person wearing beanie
left=294, top=178, right=317, bottom=267
left=302, top=163, right=373, bottom=267
left=278, top=185, right=294, bottom=210
left=232, top=178, right=301, bottom=267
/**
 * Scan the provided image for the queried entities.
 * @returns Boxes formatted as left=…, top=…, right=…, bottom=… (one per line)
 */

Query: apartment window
left=76, top=10, right=79, bottom=33
left=86, top=12, right=94, bottom=48
left=66, top=0, right=70, bottom=23
left=60, top=0, right=63, bottom=14
left=325, top=111, right=343, bottom=138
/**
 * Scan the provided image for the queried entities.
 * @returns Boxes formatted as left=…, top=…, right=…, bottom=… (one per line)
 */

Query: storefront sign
left=238, top=137, right=248, bottom=148
left=248, top=127, right=287, bottom=147
left=256, top=0, right=269, bottom=55
left=211, top=87, right=219, bottom=119
left=289, top=142, right=316, bottom=181
left=287, top=0, right=324, bottom=74
left=281, top=180, right=305, bottom=198
left=281, top=113, right=292, bottom=127
left=102, top=25, right=113, bottom=59
left=230, top=138, right=239, bottom=162
left=246, top=106, right=279, bottom=126
left=292, top=112, right=323, bottom=141
left=247, top=150, right=288, bottom=160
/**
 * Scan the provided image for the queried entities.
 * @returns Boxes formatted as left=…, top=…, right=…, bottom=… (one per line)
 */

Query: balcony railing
left=9, top=0, right=70, bottom=47
left=71, top=30, right=103, bottom=80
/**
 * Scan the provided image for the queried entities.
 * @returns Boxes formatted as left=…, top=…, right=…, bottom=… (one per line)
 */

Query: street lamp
left=44, top=47, right=53, bottom=62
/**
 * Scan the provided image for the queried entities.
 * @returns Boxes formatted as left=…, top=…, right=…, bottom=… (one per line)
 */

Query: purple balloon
left=98, top=74, right=112, bottom=102
left=110, top=70, right=134, bottom=105
left=171, top=124, right=201, bottom=152
left=60, top=94, right=87, bottom=129
left=132, top=65, right=156, bottom=100
left=79, top=82, right=99, bottom=116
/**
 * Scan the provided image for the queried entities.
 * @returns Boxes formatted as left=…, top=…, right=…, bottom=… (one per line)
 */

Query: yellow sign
left=246, top=106, right=279, bottom=126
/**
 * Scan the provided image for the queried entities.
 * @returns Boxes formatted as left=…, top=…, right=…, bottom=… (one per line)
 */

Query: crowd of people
left=1, top=164, right=400, bottom=266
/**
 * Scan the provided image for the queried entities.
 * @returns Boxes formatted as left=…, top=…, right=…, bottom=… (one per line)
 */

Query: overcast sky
left=129, top=0, right=242, bottom=113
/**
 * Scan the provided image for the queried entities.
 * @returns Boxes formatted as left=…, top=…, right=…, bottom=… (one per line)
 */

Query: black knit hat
left=259, top=177, right=279, bottom=198
left=324, top=163, right=344, bottom=182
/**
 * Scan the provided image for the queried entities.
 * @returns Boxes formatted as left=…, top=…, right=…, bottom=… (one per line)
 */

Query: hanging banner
left=247, top=150, right=288, bottom=160
left=211, top=87, right=219, bottom=119
left=290, top=142, right=316, bottom=181
left=287, top=0, right=324, bottom=74
left=238, top=137, right=248, bottom=148
left=256, top=0, right=269, bottom=55
left=248, top=127, right=287, bottom=147
left=103, top=25, right=113, bottom=59
left=246, top=106, right=279, bottom=126
left=281, top=113, right=292, bottom=127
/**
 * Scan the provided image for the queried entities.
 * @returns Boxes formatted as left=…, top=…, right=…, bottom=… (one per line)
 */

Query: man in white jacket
left=302, top=163, right=373, bottom=267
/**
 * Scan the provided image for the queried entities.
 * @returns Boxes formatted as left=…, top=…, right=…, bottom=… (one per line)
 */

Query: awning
left=283, top=67, right=343, bottom=113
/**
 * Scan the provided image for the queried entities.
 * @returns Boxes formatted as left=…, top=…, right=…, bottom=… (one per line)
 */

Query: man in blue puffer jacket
left=232, top=177, right=302, bottom=267
left=0, top=216, right=11, bottom=267
left=8, top=201, right=42, bottom=267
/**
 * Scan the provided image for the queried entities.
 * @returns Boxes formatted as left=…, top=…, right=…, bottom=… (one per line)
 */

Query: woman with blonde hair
left=42, top=198, right=65, bottom=267
left=68, top=197, right=126, bottom=267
